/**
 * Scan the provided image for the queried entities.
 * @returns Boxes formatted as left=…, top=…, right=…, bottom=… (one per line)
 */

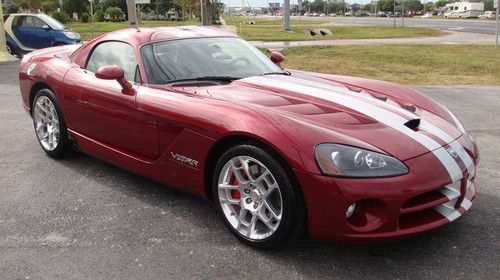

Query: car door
left=65, top=41, right=160, bottom=160
left=12, top=15, right=52, bottom=49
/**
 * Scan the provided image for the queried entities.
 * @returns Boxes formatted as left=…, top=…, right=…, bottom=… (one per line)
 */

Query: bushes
left=105, top=7, right=125, bottom=22
left=51, top=11, right=70, bottom=24
left=93, top=10, right=105, bottom=22
left=80, top=13, right=90, bottom=23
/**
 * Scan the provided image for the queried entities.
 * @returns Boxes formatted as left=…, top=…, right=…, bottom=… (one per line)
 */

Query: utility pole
left=89, top=0, right=94, bottom=16
left=0, top=1, right=6, bottom=53
left=401, top=0, right=404, bottom=27
left=495, top=0, right=499, bottom=48
left=283, top=0, right=291, bottom=31
left=126, top=0, right=138, bottom=27
left=393, top=0, right=396, bottom=27
left=200, top=0, right=205, bottom=26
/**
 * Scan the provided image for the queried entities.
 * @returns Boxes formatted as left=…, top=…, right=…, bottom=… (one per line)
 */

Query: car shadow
left=55, top=151, right=498, bottom=279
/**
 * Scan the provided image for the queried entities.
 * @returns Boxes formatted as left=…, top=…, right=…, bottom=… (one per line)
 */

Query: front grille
left=399, top=177, right=474, bottom=230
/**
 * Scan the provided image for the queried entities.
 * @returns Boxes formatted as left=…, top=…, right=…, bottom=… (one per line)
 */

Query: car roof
left=70, top=26, right=239, bottom=68
left=9, top=13, right=47, bottom=16
left=96, top=26, right=238, bottom=46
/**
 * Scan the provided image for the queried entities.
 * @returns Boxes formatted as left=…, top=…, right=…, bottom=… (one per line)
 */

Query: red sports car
left=19, top=27, right=478, bottom=248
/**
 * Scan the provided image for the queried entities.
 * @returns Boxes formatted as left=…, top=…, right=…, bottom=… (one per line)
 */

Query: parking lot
left=294, top=16, right=499, bottom=35
left=0, top=61, right=499, bottom=279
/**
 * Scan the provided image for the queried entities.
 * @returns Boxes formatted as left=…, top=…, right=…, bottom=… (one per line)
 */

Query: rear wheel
left=32, top=88, right=72, bottom=158
left=6, top=43, right=16, bottom=56
left=212, top=143, right=306, bottom=248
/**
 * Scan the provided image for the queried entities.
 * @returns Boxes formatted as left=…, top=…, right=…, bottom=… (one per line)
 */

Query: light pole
left=89, top=0, right=94, bottom=16
left=126, top=0, right=138, bottom=27
left=495, top=0, right=499, bottom=48
left=283, top=0, right=291, bottom=31
left=0, top=1, right=6, bottom=54
left=393, top=0, right=396, bottom=28
left=401, top=0, right=404, bottom=27
left=200, top=0, right=205, bottom=26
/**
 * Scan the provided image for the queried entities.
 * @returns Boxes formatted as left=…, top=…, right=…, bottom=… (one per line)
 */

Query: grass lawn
left=67, top=20, right=199, bottom=41
left=239, top=25, right=443, bottom=41
left=280, top=45, right=500, bottom=85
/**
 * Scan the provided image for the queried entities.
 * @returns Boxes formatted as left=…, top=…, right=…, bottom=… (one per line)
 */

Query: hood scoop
left=404, top=119, right=421, bottom=130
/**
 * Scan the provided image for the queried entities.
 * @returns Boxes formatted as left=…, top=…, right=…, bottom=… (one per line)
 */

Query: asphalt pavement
left=293, top=16, right=499, bottom=35
left=0, top=61, right=499, bottom=279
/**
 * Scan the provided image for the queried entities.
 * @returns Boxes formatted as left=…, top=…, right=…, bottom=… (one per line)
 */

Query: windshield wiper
left=259, top=71, right=291, bottom=76
left=165, top=76, right=241, bottom=85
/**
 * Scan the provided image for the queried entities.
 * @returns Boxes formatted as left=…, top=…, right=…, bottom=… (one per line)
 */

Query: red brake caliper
left=231, top=175, right=241, bottom=212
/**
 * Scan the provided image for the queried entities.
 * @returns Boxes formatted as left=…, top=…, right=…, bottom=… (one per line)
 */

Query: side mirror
left=270, top=51, right=285, bottom=68
left=95, top=65, right=135, bottom=95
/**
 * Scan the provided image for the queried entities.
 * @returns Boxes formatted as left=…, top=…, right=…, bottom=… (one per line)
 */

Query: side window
left=86, top=42, right=139, bottom=82
left=32, top=17, right=47, bottom=28
left=20, top=16, right=45, bottom=28
left=12, top=16, right=23, bottom=28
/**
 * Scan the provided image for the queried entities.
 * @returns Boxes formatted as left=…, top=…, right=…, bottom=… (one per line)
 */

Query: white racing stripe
left=243, top=75, right=464, bottom=182
left=420, top=120, right=474, bottom=177
left=285, top=75, right=419, bottom=120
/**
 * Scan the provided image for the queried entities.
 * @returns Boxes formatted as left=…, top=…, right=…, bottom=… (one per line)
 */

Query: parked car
left=444, top=2, right=484, bottom=18
left=345, top=11, right=353, bottom=16
left=3, top=13, right=81, bottom=57
left=329, top=13, right=337, bottom=17
left=377, top=11, right=388, bottom=17
left=421, top=13, right=433, bottom=18
left=479, top=11, right=496, bottom=19
left=19, top=27, right=478, bottom=248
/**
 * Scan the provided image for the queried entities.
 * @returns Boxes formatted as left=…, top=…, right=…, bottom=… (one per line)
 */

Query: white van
left=444, top=2, right=484, bottom=18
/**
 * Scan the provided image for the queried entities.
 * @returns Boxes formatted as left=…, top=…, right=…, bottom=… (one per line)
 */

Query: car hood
left=191, top=74, right=462, bottom=161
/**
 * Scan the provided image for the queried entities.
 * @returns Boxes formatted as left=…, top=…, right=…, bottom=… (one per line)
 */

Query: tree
left=63, top=0, right=89, bottom=15
left=93, top=9, right=105, bottom=22
left=105, top=6, right=125, bottom=22
left=40, top=0, right=58, bottom=14
left=378, top=0, right=394, bottom=12
left=172, top=0, right=196, bottom=20
left=404, top=0, right=423, bottom=12
left=435, top=0, right=450, bottom=9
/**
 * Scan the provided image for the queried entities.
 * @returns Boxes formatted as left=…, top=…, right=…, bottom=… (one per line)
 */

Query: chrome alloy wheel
left=217, top=156, right=283, bottom=240
left=33, top=96, right=60, bottom=151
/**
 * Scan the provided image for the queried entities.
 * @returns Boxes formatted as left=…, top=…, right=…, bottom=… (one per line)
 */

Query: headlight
left=314, top=143, right=409, bottom=178
left=63, top=31, right=80, bottom=40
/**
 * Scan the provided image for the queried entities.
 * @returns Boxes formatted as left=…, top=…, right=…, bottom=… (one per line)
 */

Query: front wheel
left=6, top=43, right=16, bottom=56
left=32, top=88, right=72, bottom=158
left=212, top=144, right=306, bottom=248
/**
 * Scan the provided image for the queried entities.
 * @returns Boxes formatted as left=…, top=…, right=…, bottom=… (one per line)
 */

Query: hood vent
left=404, top=119, right=421, bottom=130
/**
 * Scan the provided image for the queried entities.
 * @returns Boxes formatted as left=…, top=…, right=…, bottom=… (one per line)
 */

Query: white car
left=479, top=11, right=496, bottom=19
left=421, top=13, right=433, bottom=18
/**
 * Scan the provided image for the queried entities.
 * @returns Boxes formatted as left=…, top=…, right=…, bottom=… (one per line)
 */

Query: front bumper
left=296, top=138, right=477, bottom=243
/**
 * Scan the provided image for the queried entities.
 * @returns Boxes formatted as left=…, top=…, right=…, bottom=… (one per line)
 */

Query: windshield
left=140, top=37, right=283, bottom=85
left=39, top=14, right=65, bottom=30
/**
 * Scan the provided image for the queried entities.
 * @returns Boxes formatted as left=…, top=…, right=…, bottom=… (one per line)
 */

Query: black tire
left=32, top=88, right=72, bottom=158
left=6, top=43, right=16, bottom=56
left=212, top=143, right=307, bottom=249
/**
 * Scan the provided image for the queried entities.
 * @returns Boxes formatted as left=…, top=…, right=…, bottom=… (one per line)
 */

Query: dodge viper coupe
left=19, top=26, right=478, bottom=248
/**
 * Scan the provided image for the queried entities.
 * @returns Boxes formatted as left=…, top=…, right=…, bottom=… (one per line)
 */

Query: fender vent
left=403, top=105, right=417, bottom=113
left=404, top=119, right=421, bottom=130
